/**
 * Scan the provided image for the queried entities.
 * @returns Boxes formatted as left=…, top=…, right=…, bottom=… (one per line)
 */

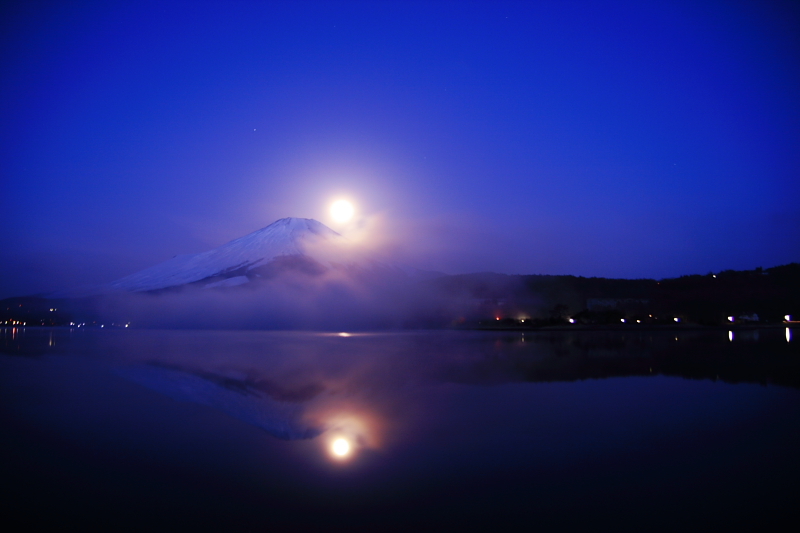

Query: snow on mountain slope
left=110, top=218, right=370, bottom=292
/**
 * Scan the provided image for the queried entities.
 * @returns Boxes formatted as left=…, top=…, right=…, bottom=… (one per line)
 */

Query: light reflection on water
left=1, top=327, right=799, bottom=529
left=3, top=326, right=799, bottom=451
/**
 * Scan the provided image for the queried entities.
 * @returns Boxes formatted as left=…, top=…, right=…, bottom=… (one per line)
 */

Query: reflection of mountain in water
left=115, top=362, right=322, bottom=440
left=3, top=328, right=799, bottom=395
left=439, top=330, right=800, bottom=389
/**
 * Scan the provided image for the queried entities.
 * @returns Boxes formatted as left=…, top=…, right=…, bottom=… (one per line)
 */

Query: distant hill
left=423, top=263, right=800, bottom=326
left=1, top=215, right=797, bottom=329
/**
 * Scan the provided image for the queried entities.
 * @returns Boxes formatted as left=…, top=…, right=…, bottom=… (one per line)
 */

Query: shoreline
left=459, top=323, right=800, bottom=333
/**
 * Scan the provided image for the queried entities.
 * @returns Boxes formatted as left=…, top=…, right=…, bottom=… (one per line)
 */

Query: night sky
left=2, top=0, right=799, bottom=299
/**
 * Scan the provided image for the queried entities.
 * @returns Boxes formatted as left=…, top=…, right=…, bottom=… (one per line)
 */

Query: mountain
left=109, top=217, right=400, bottom=292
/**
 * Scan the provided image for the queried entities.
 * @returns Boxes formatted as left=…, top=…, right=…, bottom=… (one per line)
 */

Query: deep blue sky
left=1, top=0, right=799, bottom=298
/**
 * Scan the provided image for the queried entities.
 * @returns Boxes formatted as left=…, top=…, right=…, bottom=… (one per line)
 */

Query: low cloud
left=92, top=266, right=459, bottom=330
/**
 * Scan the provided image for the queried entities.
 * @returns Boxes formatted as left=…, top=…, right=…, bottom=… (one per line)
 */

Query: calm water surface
left=1, top=327, right=799, bottom=531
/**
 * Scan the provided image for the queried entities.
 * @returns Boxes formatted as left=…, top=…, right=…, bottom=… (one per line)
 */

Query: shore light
left=674, top=317, right=680, bottom=322
left=568, top=318, right=575, bottom=324
left=786, top=315, right=792, bottom=322
left=728, top=316, right=734, bottom=322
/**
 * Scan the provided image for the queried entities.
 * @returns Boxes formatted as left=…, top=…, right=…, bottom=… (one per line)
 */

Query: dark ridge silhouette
left=1, top=263, right=798, bottom=329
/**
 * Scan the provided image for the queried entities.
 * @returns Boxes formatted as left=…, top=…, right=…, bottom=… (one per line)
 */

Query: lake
left=1, top=327, right=798, bottom=531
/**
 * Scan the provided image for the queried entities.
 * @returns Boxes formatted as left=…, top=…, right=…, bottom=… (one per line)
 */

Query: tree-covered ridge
left=427, top=263, right=800, bottom=326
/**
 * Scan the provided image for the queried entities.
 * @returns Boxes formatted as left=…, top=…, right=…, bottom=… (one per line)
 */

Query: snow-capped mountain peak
left=110, top=217, right=358, bottom=292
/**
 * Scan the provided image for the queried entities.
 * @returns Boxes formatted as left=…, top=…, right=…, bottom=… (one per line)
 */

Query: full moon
left=330, top=200, right=354, bottom=223
left=331, top=438, right=351, bottom=457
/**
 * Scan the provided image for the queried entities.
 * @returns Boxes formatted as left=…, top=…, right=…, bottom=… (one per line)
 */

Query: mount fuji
left=108, top=217, right=415, bottom=293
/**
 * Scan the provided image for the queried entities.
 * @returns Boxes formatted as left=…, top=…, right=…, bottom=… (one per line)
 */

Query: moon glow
left=330, top=200, right=354, bottom=223
left=331, top=438, right=351, bottom=457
